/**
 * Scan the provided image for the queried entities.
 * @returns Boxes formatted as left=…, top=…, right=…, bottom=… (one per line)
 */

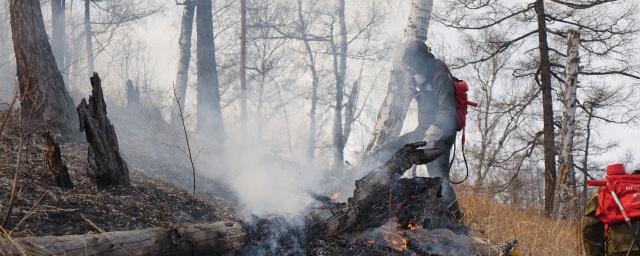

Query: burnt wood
left=308, top=142, right=461, bottom=238
left=43, top=132, right=73, bottom=189
left=77, top=73, right=130, bottom=188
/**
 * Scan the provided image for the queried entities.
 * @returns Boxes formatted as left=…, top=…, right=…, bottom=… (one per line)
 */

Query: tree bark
left=556, top=29, right=580, bottom=218
left=332, top=0, right=348, bottom=170
left=9, top=0, right=76, bottom=133
left=175, top=0, right=195, bottom=109
left=0, top=221, right=246, bottom=256
left=77, top=73, right=130, bottom=188
left=51, top=0, right=65, bottom=75
left=239, top=0, right=248, bottom=136
left=343, top=80, right=359, bottom=146
left=84, top=0, right=94, bottom=75
left=43, top=131, right=74, bottom=189
left=297, top=0, right=320, bottom=160
left=534, top=0, right=557, bottom=217
left=195, top=0, right=224, bottom=139
left=366, top=0, right=433, bottom=153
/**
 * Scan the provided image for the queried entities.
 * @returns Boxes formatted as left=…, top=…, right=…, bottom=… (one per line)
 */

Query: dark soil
left=0, top=117, right=237, bottom=237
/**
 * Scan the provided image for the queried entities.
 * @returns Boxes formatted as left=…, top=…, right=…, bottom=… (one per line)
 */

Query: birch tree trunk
left=84, top=0, right=94, bottom=75
left=175, top=0, right=195, bottom=108
left=51, top=0, right=65, bottom=75
left=366, top=0, right=433, bottom=153
left=239, top=0, right=248, bottom=136
left=10, top=0, right=76, bottom=132
left=556, top=29, right=580, bottom=218
left=331, top=0, right=348, bottom=170
left=534, top=0, right=558, bottom=217
left=196, top=0, right=224, bottom=139
left=297, top=0, right=320, bottom=160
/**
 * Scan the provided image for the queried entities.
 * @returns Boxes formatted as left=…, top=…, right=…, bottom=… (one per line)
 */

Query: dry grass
left=457, top=189, right=581, bottom=256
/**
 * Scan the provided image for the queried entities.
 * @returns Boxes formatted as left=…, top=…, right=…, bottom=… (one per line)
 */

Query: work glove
left=384, top=141, right=443, bottom=175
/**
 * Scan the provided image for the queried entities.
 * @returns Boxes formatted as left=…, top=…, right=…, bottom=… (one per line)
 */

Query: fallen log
left=0, top=221, right=246, bottom=256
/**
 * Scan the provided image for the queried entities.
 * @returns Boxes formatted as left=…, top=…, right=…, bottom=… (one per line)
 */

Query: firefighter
left=582, top=169, right=640, bottom=256
left=369, top=39, right=461, bottom=217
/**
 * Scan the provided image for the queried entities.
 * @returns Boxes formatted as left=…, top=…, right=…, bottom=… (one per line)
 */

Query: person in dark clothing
left=368, top=39, right=459, bottom=216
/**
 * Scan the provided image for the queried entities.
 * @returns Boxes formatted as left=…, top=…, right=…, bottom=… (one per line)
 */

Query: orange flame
left=384, top=235, right=408, bottom=251
left=407, top=223, right=422, bottom=231
left=330, top=192, right=340, bottom=201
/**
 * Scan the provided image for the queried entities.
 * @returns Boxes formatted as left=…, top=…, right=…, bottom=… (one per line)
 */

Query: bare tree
left=9, top=0, right=77, bottom=132
left=296, top=0, right=321, bottom=159
left=556, top=29, right=580, bottom=218
left=239, top=0, right=248, bottom=136
left=175, top=0, right=196, bottom=113
left=84, top=0, right=94, bottom=75
left=196, top=0, right=225, bottom=140
left=51, top=0, right=66, bottom=75
left=331, top=0, right=348, bottom=170
left=366, top=0, right=434, bottom=154
left=436, top=0, right=640, bottom=216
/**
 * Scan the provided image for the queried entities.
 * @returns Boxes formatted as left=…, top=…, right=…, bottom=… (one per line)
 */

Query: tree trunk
left=9, top=0, right=76, bottom=133
left=534, top=0, right=557, bottom=217
left=297, top=0, right=320, bottom=160
left=126, top=79, right=141, bottom=106
left=0, top=221, right=246, bottom=256
left=239, top=0, right=248, bottom=136
left=556, top=29, right=580, bottom=218
left=332, top=0, right=348, bottom=170
left=51, top=0, right=65, bottom=75
left=366, top=0, right=433, bottom=153
left=84, top=0, right=94, bottom=75
left=77, top=73, right=130, bottom=188
left=43, top=131, right=74, bottom=189
left=343, top=80, right=359, bottom=146
left=175, top=0, right=195, bottom=109
left=195, top=0, right=224, bottom=139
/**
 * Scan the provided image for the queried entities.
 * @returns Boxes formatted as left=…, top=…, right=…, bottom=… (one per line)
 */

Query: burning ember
left=384, top=234, right=408, bottom=251
left=329, top=192, right=340, bottom=201
left=407, top=223, right=422, bottom=231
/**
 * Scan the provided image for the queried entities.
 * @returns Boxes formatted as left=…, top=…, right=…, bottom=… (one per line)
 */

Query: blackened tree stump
left=43, top=132, right=73, bottom=189
left=77, top=73, right=130, bottom=188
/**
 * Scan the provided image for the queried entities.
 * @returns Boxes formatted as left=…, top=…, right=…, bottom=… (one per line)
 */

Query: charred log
left=43, top=132, right=73, bottom=189
left=0, top=221, right=246, bottom=256
left=77, top=73, right=130, bottom=188
left=308, top=142, right=461, bottom=238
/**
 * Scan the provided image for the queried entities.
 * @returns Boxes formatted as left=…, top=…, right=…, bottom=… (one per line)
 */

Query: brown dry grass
left=457, top=189, right=581, bottom=256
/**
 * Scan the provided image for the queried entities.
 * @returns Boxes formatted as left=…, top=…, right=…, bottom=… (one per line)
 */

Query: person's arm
left=582, top=195, right=606, bottom=256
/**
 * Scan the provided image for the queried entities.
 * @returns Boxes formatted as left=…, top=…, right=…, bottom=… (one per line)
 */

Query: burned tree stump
left=308, top=142, right=460, bottom=238
left=77, top=73, right=130, bottom=188
left=43, top=132, right=73, bottom=189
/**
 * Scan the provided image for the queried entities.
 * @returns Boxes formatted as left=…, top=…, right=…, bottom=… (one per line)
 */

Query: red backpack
left=587, top=164, right=640, bottom=225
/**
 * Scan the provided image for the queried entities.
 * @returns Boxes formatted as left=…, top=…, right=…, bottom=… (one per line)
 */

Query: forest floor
left=0, top=109, right=580, bottom=255
left=458, top=189, right=580, bottom=255
left=0, top=118, right=237, bottom=237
